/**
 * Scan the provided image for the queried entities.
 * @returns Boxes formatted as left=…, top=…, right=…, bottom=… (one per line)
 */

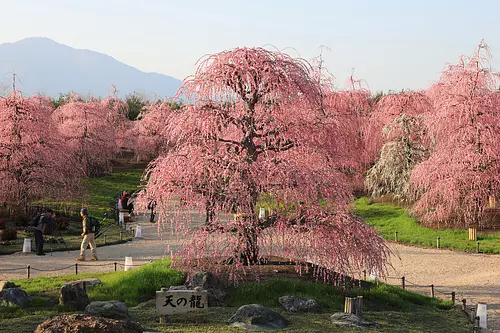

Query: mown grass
left=2, top=268, right=471, bottom=333
left=81, top=166, right=145, bottom=217
left=355, top=197, right=500, bottom=253
left=10, top=259, right=184, bottom=308
left=86, top=259, right=185, bottom=305
left=229, top=278, right=344, bottom=308
left=0, top=166, right=143, bottom=255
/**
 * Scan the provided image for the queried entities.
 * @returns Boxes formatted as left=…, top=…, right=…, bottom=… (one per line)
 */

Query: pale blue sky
left=0, top=0, right=498, bottom=92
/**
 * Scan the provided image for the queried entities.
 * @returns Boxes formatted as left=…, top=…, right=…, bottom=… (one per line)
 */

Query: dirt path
left=387, top=243, right=499, bottom=331
left=1, top=218, right=498, bottom=331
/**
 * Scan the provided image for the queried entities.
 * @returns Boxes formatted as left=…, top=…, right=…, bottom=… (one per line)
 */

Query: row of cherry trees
left=136, top=43, right=499, bottom=279
left=0, top=92, right=136, bottom=213
left=1, top=42, right=497, bottom=279
left=366, top=42, right=500, bottom=228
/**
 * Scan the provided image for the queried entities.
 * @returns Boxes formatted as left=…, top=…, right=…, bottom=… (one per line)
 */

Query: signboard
left=156, top=289, right=208, bottom=315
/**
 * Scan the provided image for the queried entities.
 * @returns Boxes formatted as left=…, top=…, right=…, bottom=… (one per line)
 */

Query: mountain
left=0, top=37, right=182, bottom=98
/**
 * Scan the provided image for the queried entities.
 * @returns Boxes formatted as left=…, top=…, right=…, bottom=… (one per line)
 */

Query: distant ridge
left=0, top=37, right=182, bottom=98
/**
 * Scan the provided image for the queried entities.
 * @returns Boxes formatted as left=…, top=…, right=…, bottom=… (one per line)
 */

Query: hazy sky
left=0, top=0, right=498, bottom=93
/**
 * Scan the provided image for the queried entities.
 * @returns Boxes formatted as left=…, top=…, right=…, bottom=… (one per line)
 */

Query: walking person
left=147, top=199, right=157, bottom=222
left=76, top=208, right=98, bottom=261
left=33, top=208, right=56, bottom=256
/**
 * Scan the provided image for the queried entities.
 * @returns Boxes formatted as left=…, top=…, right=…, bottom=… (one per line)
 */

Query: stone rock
left=168, top=285, right=188, bottom=291
left=85, top=301, right=130, bottom=320
left=35, top=314, right=143, bottom=333
left=278, top=295, right=320, bottom=312
left=0, top=281, right=17, bottom=292
left=59, top=281, right=89, bottom=310
left=228, top=304, right=287, bottom=331
left=0, top=287, right=33, bottom=307
left=330, top=312, right=380, bottom=329
left=185, top=271, right=228, bottom=306
left=73, top=278, right=102, bottom=291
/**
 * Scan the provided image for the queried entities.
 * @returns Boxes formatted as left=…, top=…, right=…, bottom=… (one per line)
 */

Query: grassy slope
left=1, top=261, right=471, bottom=333
left=355, top=197, right=500, bottom=253
left=81, top=165, right=145, bottom=217
left=0, top=166, right=144, bottom=255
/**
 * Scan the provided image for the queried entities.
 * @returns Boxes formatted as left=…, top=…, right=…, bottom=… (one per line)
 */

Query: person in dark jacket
left=147, top=199, right=157, bottom=222
left=76, top=207, right=98, bottom=261
left=34, top=208, right=56, bottom=256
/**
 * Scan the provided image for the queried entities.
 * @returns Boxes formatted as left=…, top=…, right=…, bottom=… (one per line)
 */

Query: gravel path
left=388, top=243, right=498, bottom=331
left=1, top=217, right=498, bottom=331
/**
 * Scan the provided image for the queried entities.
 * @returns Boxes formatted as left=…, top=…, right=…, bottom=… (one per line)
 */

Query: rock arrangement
left=228, top=304, right=287, bottom=331
left=0, top=285, right=33, bottom=307
left=330, top=312, right=380, bottom=329
left=73, top=278, right=102, bottom=291
left=0, top=273, right=381, bottom=331
left=0, top=280, right=17, bottom=291
left=59, top=281, right=89, bottom=310
left=185, top=271, right=228, bottom=306
left=0, top=280, right=33, bottom=307
left=34, top=314, right=144, bottom=333
left=278, top=295, right=320, bottom=312
left=85, top=300, right=130, bottom=320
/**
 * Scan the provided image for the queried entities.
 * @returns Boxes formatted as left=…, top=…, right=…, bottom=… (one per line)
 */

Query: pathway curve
left=387, top=243, right=499, bottom=332
left=1, top=218, right=498, bottom=331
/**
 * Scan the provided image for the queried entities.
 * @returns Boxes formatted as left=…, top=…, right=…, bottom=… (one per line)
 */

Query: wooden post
left=344, top=297, right=355, bottom=314
left=430, top=284, right=434, bottom=298
left=476, top=241, right=480, bottom=254
left=469, top=227, right=477, bottom=241
left=474, top=316, right=480, bottom=331
left=75, top=263, right=78, bottom=275
left=489, top=195, right=496, bottom=208
left=437, top=236, right=440, bottom=249
left=27, top=265, right=30, bottom=279
left=395, top=231, right=398, bottom=242
left=114, top=262, right=117, bottom=272
left=356, top=296, right=363, bottom=316
left=344, top=296, right=363, bottom=316
left=462, top=298, right=467, bottom=311
left=451, top=291, right=455, bottom=305
left=401, top=276, right=405, bottom=289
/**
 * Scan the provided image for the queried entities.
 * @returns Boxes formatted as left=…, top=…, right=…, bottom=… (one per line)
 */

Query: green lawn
left=0, top=166, right=143, bottom=255
left=81, top=165, right=145, bottom=217
left=1, top=259, right=472, bottom=333
left=355, top=197, right=500, bottom=253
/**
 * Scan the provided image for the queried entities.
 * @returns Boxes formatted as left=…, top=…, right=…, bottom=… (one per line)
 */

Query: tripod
left=45, top=225, right=71, bottom=256
left=94, top=213, right=111, bottom=239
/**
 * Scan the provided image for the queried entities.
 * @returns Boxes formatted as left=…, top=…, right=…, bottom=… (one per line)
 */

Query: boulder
left=330, top=312, right=380, bottom=329
left=59, top=282, right=89, bottom=310
left=168, top=285, right=188, bottom=291
left=35, top=314, right=143, bottom=333
left=185, top=271, right=228, bottom=306
left=0, top=281, right=17, bottom=292
left=228, top=304, right=287, bottom=331
left=73, top=278, right=102, bottom=291
left=0, top=287, right=33, bottom=307
left=85, top=301, right=129, bottom=320
left=278, top=295, right=320, bottom=312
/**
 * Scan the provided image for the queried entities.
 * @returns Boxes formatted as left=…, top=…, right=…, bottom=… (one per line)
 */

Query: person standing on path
left=76, top=208, right=98, bottom=261
left=33, top=208, right=56, bottom=256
